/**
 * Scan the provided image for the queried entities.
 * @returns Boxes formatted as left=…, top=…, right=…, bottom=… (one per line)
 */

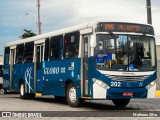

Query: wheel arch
left=65, top=79, right=81, bottom=99
left=19, top=79, right=24, bottom=86
left=19, top=79, right=24, bottom=90
left=65, top=79, right=73, bottom=97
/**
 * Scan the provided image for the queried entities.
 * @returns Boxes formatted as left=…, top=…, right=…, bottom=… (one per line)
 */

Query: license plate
left=123, top=92, right=133, bottom=96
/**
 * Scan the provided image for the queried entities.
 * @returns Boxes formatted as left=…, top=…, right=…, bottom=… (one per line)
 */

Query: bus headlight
left=146, top=81, right=156, bottom=89
left=93, top=78, right=109, bottom=89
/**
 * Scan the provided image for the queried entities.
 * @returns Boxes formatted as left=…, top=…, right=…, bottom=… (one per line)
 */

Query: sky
left=0, top=0, right=160, bottom=55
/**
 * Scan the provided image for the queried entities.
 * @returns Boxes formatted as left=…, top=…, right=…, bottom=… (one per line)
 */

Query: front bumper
left=107, top=88, right=147, bottom=99
left=92, top=82, right=156, bottom=99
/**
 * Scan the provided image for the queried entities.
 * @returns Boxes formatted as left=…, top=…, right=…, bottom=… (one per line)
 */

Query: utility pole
left=37, top=0, right=42, bottom=34
left=146, top=0, right=152, bottom=24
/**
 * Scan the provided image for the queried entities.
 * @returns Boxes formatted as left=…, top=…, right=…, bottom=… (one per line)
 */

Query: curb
left=156, top=90, right=160, bottom=97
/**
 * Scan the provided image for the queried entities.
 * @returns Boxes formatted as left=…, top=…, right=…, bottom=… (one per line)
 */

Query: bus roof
left=5, top=20, right=154, bottom=47
left=5, top=21, right=98, bottom=47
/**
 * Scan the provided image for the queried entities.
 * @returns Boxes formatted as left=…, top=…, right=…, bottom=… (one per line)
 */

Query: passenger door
left=10, top=47, right=16, bottom=90
left=35, top=43, right=45, bottom=93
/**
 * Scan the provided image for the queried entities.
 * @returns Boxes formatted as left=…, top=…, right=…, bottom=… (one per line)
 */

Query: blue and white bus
left=3, top=21, right=157, bottom=107
left=0, top=62, right=4, bottom=94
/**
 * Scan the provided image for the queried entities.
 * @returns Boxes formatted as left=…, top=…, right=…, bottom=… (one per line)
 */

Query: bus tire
left=0, top=89, right=5, bottom=94
left=66, top=83, right=83, bottom=107
left=112, top=99, right=130, bottom=107
left=20, top=82, right=28, bottom=99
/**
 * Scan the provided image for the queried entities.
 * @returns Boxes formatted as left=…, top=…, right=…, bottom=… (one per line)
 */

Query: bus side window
left=4, top=47, right=10, bottom=65
left=44, top=38, right=49, bottom=61
left=23, top=42, right=34, bottom=63
left=64, top=31, right=80, bottom=58
left=49, top=35, right=62, bottom=60
left=16, top=44, right=24, bottom=64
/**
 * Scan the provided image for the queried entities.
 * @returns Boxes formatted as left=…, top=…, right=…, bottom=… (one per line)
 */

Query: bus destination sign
left=96, top=22, right=154, bottom=35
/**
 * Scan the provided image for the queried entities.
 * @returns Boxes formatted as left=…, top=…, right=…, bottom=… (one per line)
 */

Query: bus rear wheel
left=20, top=82, right=28, bottom=99
left=112, top=99, right=130, bottom=107
left=66, top=83, right=83, bottom=107
left=20, top=82, right=35, bottom=99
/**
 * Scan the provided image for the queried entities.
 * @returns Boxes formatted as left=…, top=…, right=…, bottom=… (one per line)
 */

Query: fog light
left=146, top=81, right=156, bottom=89
left=150, top=81, right=155, bottom=86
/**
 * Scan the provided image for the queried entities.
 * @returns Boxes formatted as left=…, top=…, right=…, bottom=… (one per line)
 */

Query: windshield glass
left=95, top=34, right=156, bottom=71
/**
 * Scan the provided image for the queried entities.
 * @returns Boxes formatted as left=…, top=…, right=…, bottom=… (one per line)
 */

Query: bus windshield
left=95, top=34, right=156, bottom=71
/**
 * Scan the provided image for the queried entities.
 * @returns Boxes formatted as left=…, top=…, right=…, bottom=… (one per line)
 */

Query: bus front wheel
left=112, top=99, right=130, bottom=107
left=66, top=83, right=83, bottom=107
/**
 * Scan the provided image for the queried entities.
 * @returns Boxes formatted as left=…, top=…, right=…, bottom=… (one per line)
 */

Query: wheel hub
left=69, top=87, right=77, bottom=103
left=20, top=84, right=24, bottom=96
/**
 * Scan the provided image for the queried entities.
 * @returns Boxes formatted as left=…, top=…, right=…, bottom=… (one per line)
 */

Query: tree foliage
left=20, top=29, right=36, bottom=39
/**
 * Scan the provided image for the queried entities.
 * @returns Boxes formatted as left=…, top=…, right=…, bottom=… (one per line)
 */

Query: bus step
left=81, top=96, right=92, bottom=99
left=36, top=93, right=42, bottom=97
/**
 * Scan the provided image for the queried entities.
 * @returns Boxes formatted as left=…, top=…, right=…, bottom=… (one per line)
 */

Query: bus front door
left=35, top=44, right=44, bottom=93
left=82, top=36, right=90, bottom=96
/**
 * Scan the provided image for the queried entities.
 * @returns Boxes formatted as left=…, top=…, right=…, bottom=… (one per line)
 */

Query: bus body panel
left=7, top=63, right=35, bottom=93
left=37, top=58, right=81, bottom=97
left=13, top=63, right=34, bottom=93
left=12, top=64, right=24, bottom=91
left=3, top=59, right=82, bottom=98
left=36, top=69, right=43, bottom=93
left=21, top=63, right=35, bottom=94
left=3, top=65, right=10, bottom=91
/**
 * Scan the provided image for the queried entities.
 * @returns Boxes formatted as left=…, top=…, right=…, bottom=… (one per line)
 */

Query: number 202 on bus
left=110, top=81, right=121, bottom=87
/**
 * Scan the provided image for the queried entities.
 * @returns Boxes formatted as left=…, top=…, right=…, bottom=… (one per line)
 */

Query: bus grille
left=106, top=75, right=149, bottom=82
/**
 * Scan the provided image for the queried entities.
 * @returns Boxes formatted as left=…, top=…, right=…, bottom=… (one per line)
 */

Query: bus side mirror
left=90, top=35, right=96, bottom=48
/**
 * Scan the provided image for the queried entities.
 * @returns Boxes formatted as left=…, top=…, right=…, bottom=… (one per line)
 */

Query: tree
left=20, top=29, right=36, bottom=39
